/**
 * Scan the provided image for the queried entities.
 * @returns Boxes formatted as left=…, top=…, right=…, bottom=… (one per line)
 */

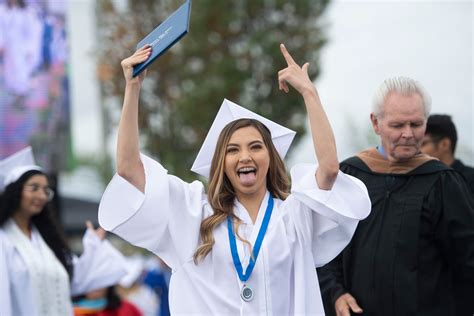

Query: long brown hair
left=0, top=170, right=74, bottom=279
left=193, top=119, right=290, bottom=263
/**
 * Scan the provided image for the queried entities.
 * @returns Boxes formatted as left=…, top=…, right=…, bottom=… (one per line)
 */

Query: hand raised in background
left=85, top=220, right=106, bottom=241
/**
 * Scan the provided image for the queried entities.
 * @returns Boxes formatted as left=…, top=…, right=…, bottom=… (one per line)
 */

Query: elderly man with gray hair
left=317, top=77, right=474, bottom=316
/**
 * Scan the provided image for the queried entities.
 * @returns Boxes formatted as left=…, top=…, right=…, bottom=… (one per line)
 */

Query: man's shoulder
left=451, top=159, right=474, bottom=193
left=452, top=159, right=474, bottom=177
left=341, top=155, right=364, bottom=167
left=340, top=153, right=450, bottom=177
left=340, top=156, right=369, bottom=173
left=341, top=156, right=467, bottom=198
left=409, top=159, right=450, bottom=175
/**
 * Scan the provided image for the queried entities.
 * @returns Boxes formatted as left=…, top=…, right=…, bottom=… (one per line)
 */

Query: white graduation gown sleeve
left=0, top=231, right=13, bottom=316
left=288, top=163, right=371, bottom=267
left=70, top=229, right=128, bottom=296
left=98, top=153, right=207, bottom=270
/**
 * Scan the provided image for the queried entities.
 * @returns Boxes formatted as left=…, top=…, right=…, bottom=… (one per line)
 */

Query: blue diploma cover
left=133, top=0, right=192, bottom=77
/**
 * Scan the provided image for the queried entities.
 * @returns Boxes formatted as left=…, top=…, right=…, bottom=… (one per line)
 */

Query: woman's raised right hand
left=120, top=44, right=152, bottom=84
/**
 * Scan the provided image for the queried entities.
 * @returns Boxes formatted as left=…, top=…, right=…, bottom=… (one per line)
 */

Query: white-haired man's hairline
left=372, top=76, right=432, bottom=118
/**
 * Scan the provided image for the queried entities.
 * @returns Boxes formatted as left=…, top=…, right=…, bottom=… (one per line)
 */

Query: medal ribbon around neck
left=227, top=193, right=274, bottom=282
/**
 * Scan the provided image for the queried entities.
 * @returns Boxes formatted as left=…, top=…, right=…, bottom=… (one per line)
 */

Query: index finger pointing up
left=280, top=43, right=297, bottom=66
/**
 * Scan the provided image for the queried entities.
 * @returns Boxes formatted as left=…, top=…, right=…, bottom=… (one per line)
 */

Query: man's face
left=420, top=134, right=442, bottom=159
left=370, top=92, right=427, bottom=162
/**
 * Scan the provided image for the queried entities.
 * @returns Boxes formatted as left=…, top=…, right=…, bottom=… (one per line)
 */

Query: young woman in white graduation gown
left=98, top=44, right=371, bottom=315
left=0, top=148, right=129, bottom=316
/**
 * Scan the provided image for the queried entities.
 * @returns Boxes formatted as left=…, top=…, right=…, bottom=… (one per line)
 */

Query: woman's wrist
left=301, top=86, right=319, bottom=102
left=125, top=80, right=141, bottom=91
left=301, top=86, right=319, bottom=101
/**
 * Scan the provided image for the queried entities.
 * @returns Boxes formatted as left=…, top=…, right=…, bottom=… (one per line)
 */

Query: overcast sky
left=289, top=0, right=473, bottom=166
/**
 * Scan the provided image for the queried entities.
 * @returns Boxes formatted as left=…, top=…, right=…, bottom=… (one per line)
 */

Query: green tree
left=96, top=0, right=329, bottom=181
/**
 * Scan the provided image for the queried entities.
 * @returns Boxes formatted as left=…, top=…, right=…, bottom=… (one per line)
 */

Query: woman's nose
left=239, top=153, right=252, bottom=163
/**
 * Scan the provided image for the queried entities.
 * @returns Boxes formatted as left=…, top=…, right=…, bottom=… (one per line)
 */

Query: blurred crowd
left=72, top=254, right=171, bottom=316
left=0, top=0, right=69, bottom=164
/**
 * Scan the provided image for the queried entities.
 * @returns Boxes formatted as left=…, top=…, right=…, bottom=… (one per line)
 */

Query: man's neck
left=442, top=155, right=455, bottom=167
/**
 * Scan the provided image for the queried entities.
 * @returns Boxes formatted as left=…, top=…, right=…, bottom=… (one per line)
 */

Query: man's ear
left=439, top=137, right=452, bottom=154
left=370, top=113, right=381, bottom=135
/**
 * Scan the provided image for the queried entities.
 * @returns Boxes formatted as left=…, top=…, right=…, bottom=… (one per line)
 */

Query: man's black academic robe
left=318, top=149, right=474, bottom=316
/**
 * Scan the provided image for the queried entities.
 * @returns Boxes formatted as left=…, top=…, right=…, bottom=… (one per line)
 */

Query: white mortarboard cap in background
left=119, top=255, right=145, bottom=288
left=0, top=147, right=42, bottom=191
left=191, top=99, right=296, bottom=178
left=71, top=229, right=129, bottom=295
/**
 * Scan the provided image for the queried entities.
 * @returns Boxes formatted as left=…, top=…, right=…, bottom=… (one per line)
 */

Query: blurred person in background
left=142, top=257, right=171, bottom=316
left=0, top=147, right=128, bottom=315
left=73, top=286, right=142, bottom=316
left=72, top=256, right=143, bottom=316
left=421, top=114, right=474, bottom=193
left=420, top=113, right=474, bottom=315
left=117, top=256, right=160, bottom=316
left=0, top=0, right=43, bottom=104
left=318, top=77, right=474, bottom=316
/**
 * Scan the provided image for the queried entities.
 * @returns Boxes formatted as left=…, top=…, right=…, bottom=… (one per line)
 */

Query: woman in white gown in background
left=0, top=147, right=128, bottom=316
left=98, top=44, right=371, bottom=315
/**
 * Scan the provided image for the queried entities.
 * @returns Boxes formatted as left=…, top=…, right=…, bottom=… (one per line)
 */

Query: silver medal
left=241, top=284, right=253, bottom=302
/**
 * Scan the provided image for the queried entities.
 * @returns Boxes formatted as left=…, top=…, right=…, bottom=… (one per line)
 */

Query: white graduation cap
left=0, top=147, right=42, bottom=191
left=119, top=255, right=145, bottom=288
left=191, top=99, right=296, bottom=178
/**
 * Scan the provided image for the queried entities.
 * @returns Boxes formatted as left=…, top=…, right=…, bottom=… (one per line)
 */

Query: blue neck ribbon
left=227, top=193, right=274, bottom=282
left=377, top=144, right=387, bottom=159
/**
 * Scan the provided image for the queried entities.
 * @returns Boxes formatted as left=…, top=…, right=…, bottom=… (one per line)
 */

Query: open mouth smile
left=236, top=167, right=258, bottom=186
left=237, top=166, right=257, bottom=175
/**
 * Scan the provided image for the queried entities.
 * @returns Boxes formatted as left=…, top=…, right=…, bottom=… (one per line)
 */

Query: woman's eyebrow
left=26, top=182, right=48, bottom=186
left=227, top=139, right=263, bottom=147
